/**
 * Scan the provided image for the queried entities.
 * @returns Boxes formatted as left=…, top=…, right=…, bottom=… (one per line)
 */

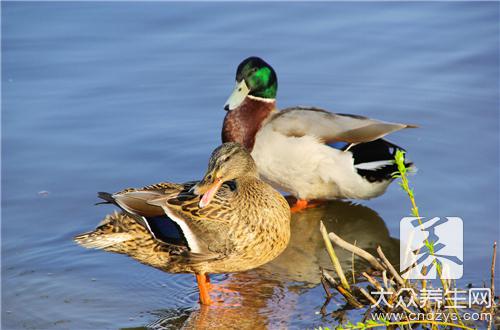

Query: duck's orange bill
left=199, top=178, right=222, bottom=208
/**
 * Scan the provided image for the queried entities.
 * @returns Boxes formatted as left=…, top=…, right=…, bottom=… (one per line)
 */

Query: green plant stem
left=394, top=150, right=464, bottom=325
left=336, top=319, right=474, bottom=330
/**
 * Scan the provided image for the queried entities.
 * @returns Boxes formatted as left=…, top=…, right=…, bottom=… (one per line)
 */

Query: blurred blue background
left=2, top=2, right=498, bottom=329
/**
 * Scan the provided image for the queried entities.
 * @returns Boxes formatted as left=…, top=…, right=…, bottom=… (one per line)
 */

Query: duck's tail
left=349, top=139, right=415, bottom=182
left=74, top=211, right=143, bottom=251
left=74, top=211, right=186, bottom=271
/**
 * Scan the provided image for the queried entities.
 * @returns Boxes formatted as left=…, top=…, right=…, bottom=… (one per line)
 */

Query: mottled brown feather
left=75, top=158, right=290, bottom=274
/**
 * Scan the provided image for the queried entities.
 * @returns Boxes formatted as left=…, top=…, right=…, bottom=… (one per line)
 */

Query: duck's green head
left=224, top=57, right=278, bottom=111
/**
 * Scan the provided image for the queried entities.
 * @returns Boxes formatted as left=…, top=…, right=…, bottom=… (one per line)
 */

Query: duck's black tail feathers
left=346, top=139, right=414, bottom=182
left=95, top=192, right=115, bottom=205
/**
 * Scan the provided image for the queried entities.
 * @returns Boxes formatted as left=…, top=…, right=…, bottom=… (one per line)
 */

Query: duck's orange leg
left=196, top=273, right=213, bottom=305
left=196, top=274, right=242, bottom=307
left=290, top=199, right=324, bottom=213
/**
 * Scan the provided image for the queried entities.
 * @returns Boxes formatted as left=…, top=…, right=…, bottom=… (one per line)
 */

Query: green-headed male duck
left=222, top=57, right=417, bottom=212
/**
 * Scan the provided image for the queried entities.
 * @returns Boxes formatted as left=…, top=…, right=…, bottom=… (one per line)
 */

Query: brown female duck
left=75, top=143, right=291, bottom=305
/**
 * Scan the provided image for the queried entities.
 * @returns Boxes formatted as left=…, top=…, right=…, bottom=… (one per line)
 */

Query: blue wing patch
left=146, top=215, right=186, bottom=245
left=328, top=141, right=349, bottom=150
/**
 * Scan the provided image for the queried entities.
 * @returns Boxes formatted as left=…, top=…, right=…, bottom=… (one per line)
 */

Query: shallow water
left=2, top=2, right=499, bottom=329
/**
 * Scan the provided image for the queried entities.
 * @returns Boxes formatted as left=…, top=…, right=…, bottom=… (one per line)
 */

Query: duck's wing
left=269, top=107, right=417, bottom=144
left=101, top=181, right=198, bottom=217
left=96, top=181, right=198, bottom=247
left=101, top=181, right=235, bottom=255
left=147, top=183, right=236, bottom=254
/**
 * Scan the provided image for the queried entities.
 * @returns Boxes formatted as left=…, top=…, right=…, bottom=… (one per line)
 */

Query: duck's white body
left=222, top=97, right=415, bottom=202
left=222, top=57, right=416, bottom=202
left=251, top=122, right=391, bottom=200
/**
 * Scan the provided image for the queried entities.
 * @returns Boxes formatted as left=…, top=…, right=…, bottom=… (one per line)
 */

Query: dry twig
left=322, top=269, right=364, bottom=309
left=321, top=221, right=350, bottom=290
left=328, top=230, right=384, bottom=271
left=377, top=246, right=405, bottom=287
left=488, top=241, right=497, bottom=330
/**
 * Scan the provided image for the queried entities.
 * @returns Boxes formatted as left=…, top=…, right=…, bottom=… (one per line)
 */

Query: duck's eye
left=238, top=88, right=242, bottom=92
left=226, top=180, right=237, bottom=191
left=206, top=174, right=212, bottom=180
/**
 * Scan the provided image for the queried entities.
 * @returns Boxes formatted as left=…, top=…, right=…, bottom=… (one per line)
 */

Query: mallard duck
left=222, top=56, right=417, bottom=211
left=74, top=142, right=291, bottom=305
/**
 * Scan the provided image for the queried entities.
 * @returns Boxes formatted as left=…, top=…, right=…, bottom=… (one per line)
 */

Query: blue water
left=2, top=2, right=499, bottom=329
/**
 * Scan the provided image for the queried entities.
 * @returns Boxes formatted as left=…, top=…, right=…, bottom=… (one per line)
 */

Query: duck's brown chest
left=221, top=98, right=275, bottom=151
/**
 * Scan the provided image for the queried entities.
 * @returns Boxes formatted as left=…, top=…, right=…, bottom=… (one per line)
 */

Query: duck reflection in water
left=135, top=200, right=399, bottom=330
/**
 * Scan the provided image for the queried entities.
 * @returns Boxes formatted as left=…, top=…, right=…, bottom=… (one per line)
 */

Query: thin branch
left=328, top=230, right=385, bottom=271
left=359, top=287, right=380, bottom=310
left=320, top=221, right=350, bottom=290
left=322, top=269, right=363, bottom=309
left=377, top=246, right=405, bottom=287
left=320, top=271, right=333, bottom=316
left=362, top=272, right=383, bottom=291
left=488, top=241, right=497, bottom=330
left=352, top=240, right=356, bottom=284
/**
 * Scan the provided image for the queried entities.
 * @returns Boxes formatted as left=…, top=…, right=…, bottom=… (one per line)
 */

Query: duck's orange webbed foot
left=290, top=199, right=323, bottom=213
left=196, top=274, right=241, bottom=307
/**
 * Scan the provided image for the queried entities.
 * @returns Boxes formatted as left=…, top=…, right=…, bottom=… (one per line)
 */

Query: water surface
left=2, top=2, right=499, bottom=329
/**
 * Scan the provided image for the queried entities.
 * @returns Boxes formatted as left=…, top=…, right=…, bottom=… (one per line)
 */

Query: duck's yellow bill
left=199, top=178, right=222, bottom=208
left=224, top=80, right=249, bottom=111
